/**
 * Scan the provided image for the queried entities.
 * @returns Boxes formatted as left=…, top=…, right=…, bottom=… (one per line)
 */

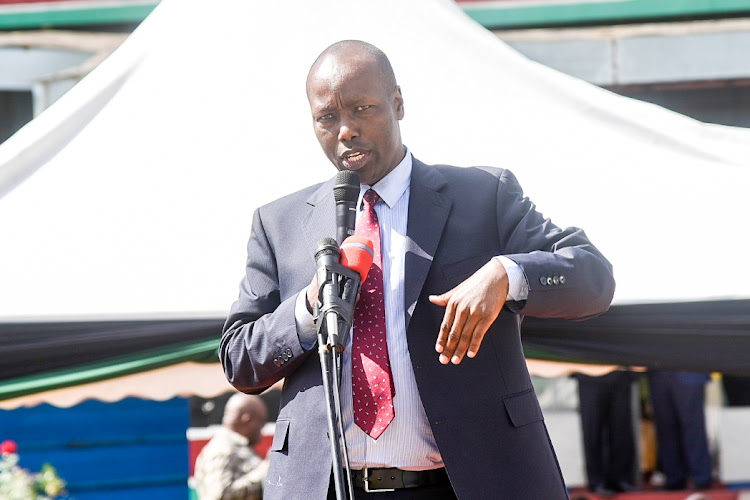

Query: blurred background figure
left=574, top=370, right=639, bottom=497
left=194, top=393, right=269, bottom=500
left=721, top=374, right=750, bottom=407
left=647, top=370, right=713, bottom=491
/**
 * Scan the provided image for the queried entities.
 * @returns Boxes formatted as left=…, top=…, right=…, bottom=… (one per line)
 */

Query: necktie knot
left=363, top=189, right=380, bottom=208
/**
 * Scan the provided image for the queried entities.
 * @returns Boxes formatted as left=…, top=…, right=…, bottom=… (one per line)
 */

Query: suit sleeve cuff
left=295, top=289, right=317, bottom=350
left=494, top=255, right=529, bottom=301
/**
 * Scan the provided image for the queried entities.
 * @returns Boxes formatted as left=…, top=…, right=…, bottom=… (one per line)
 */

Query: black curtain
left=0, top=318, right=223, bottom=380
left=522, top=299, right=750, bottom=375
left=2, top=298, right=749, bottom=383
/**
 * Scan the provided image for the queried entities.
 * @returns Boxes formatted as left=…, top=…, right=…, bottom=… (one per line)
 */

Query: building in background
left=0, top=0, right=157, bottom=143
left=459, top=0, right=750, bottom=127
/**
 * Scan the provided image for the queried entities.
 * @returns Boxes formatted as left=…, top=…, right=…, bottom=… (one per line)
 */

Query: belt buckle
left=363, top=467, right=396, bottom=493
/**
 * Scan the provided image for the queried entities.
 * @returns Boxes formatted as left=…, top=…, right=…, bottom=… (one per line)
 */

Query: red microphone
left=336, top=235, right=374, bottom=348
left=340, top=235, right=374, bottom=282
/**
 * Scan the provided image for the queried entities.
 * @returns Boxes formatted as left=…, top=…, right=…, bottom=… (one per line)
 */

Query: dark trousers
left=722, top=375, right=750, bottom=406
left=648, top=370, right=712, bottom=488
left=575, top=370, right=636, bottom=490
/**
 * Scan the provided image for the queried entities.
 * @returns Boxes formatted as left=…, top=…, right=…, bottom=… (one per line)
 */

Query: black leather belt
left=349, top=467, right=449, bottom=493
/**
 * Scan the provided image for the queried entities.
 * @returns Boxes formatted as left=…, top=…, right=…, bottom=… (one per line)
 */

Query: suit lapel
left=404, top=159, right=451, bottom=331
left=302, top=176, right=337, bottom=251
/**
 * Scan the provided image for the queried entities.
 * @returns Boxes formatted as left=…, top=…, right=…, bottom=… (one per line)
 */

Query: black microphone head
left=315, top=237, right=340, bottom=260
left=334, top=170, right=360, bottom=204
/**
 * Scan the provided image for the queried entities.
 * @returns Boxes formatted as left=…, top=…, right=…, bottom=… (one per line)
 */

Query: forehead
left=307, top=55, right=389, bottom=105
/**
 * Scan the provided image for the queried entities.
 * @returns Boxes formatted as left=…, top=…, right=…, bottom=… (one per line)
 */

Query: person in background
left=721, top=374, right=750, bottom=406
left=194, top=393, right=269, bottom=500
left=647, top=370, right=713, bottom=491
left=574, top=370, right=639, bottom=497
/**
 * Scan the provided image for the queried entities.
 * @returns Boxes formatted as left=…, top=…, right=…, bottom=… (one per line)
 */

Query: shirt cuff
left=494, top=255, right=529, bottom=301
left=295, top=289, right=317, bottom=350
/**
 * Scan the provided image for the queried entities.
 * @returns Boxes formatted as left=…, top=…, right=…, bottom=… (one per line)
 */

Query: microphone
left=340, top=235, right=374, bottom=282
left=338, top=235, right=373, bottom=347
left=313, top=235, right=373, bottom=350
left=314, top=237, right=341, bottom=283
left=315, top=237, right=343, bottom=348
left=334, top=170, right=360, bottom=245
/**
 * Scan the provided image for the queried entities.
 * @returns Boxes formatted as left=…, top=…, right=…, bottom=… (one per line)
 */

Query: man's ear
left=394, top=85, right=405, bottom=120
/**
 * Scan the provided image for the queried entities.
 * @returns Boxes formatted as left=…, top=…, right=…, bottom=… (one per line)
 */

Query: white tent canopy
left=1, top=0, right=749, bottom=407
left=2, top=0, right=749, bottom=321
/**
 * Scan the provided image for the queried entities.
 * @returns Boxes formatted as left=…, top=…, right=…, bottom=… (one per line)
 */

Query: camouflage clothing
left=194, top=427, right=269, bottom=500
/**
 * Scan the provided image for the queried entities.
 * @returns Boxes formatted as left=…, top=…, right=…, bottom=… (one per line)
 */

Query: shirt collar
left=360, top=147, right=412, bottom=209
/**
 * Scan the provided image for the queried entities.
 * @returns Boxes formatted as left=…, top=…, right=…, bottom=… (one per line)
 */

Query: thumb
left=306, top=274, right=319, bottom=310
left=429, top=290, right=451, bottom=306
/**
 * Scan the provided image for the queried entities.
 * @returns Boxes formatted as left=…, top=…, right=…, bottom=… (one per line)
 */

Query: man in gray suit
left=220, top=40, right=615, bottom=499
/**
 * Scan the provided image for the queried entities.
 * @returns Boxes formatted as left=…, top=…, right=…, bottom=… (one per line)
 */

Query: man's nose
left=338, top=120, right=358, bottom=142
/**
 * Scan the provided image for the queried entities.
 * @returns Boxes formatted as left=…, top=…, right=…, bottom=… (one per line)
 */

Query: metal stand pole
left=315, top=268, right=360, bottom=500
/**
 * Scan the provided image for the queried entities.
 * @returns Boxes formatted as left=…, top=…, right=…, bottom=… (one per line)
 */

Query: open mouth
left=341, top=151, right=368, bottom=170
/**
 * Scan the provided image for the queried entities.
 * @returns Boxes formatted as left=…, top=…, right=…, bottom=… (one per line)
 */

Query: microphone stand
left=314, top=260, right=361, bottom=500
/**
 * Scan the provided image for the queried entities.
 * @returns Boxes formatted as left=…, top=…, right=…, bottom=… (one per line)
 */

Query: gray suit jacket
left=221, top=159, right=615, bottom=499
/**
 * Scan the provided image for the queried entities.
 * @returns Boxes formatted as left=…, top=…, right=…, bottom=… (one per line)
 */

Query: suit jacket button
left=285, top=348, right=293, bottom=357
left=552, top=276, right=559, bottom=285
left=559, top=275, right=566, bottom=284
left=273, top=359, right=282, bottom=367
left=546, top=277, right=553, bottom=285
left=539, top=276, right=547, bottom=286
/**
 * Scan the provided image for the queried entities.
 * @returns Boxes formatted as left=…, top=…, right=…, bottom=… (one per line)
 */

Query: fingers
left=467, top=317, right=493, bottom=359
left=440, top=303, right=467, bottom=365
left=437, top=305, right=487, bottom=365
left=431, top=292, right=455, bottom=356
left=444, top=312, right=480, bottom=364
left=430, top=260, right=509, bottom=365
left=432, top=287, right=485, bottom=365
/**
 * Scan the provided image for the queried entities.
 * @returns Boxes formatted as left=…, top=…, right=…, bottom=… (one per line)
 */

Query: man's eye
left=318, top=114, right=334, bottom=122
left=355, top=105, right=371, bottom=112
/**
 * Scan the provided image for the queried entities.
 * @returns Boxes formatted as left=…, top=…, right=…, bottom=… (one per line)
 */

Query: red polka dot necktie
left=352, top=189, right=395, bottom=440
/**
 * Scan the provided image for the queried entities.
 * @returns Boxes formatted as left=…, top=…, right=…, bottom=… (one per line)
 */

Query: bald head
left=222, top=393, right=268, bottom=445
left=306, top=40, right=397, bottom=99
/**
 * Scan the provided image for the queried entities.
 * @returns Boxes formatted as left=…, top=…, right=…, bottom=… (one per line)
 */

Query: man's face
left=242, top=407, right=267, bottom=446
left=307, top=55, right=405, bottom=186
